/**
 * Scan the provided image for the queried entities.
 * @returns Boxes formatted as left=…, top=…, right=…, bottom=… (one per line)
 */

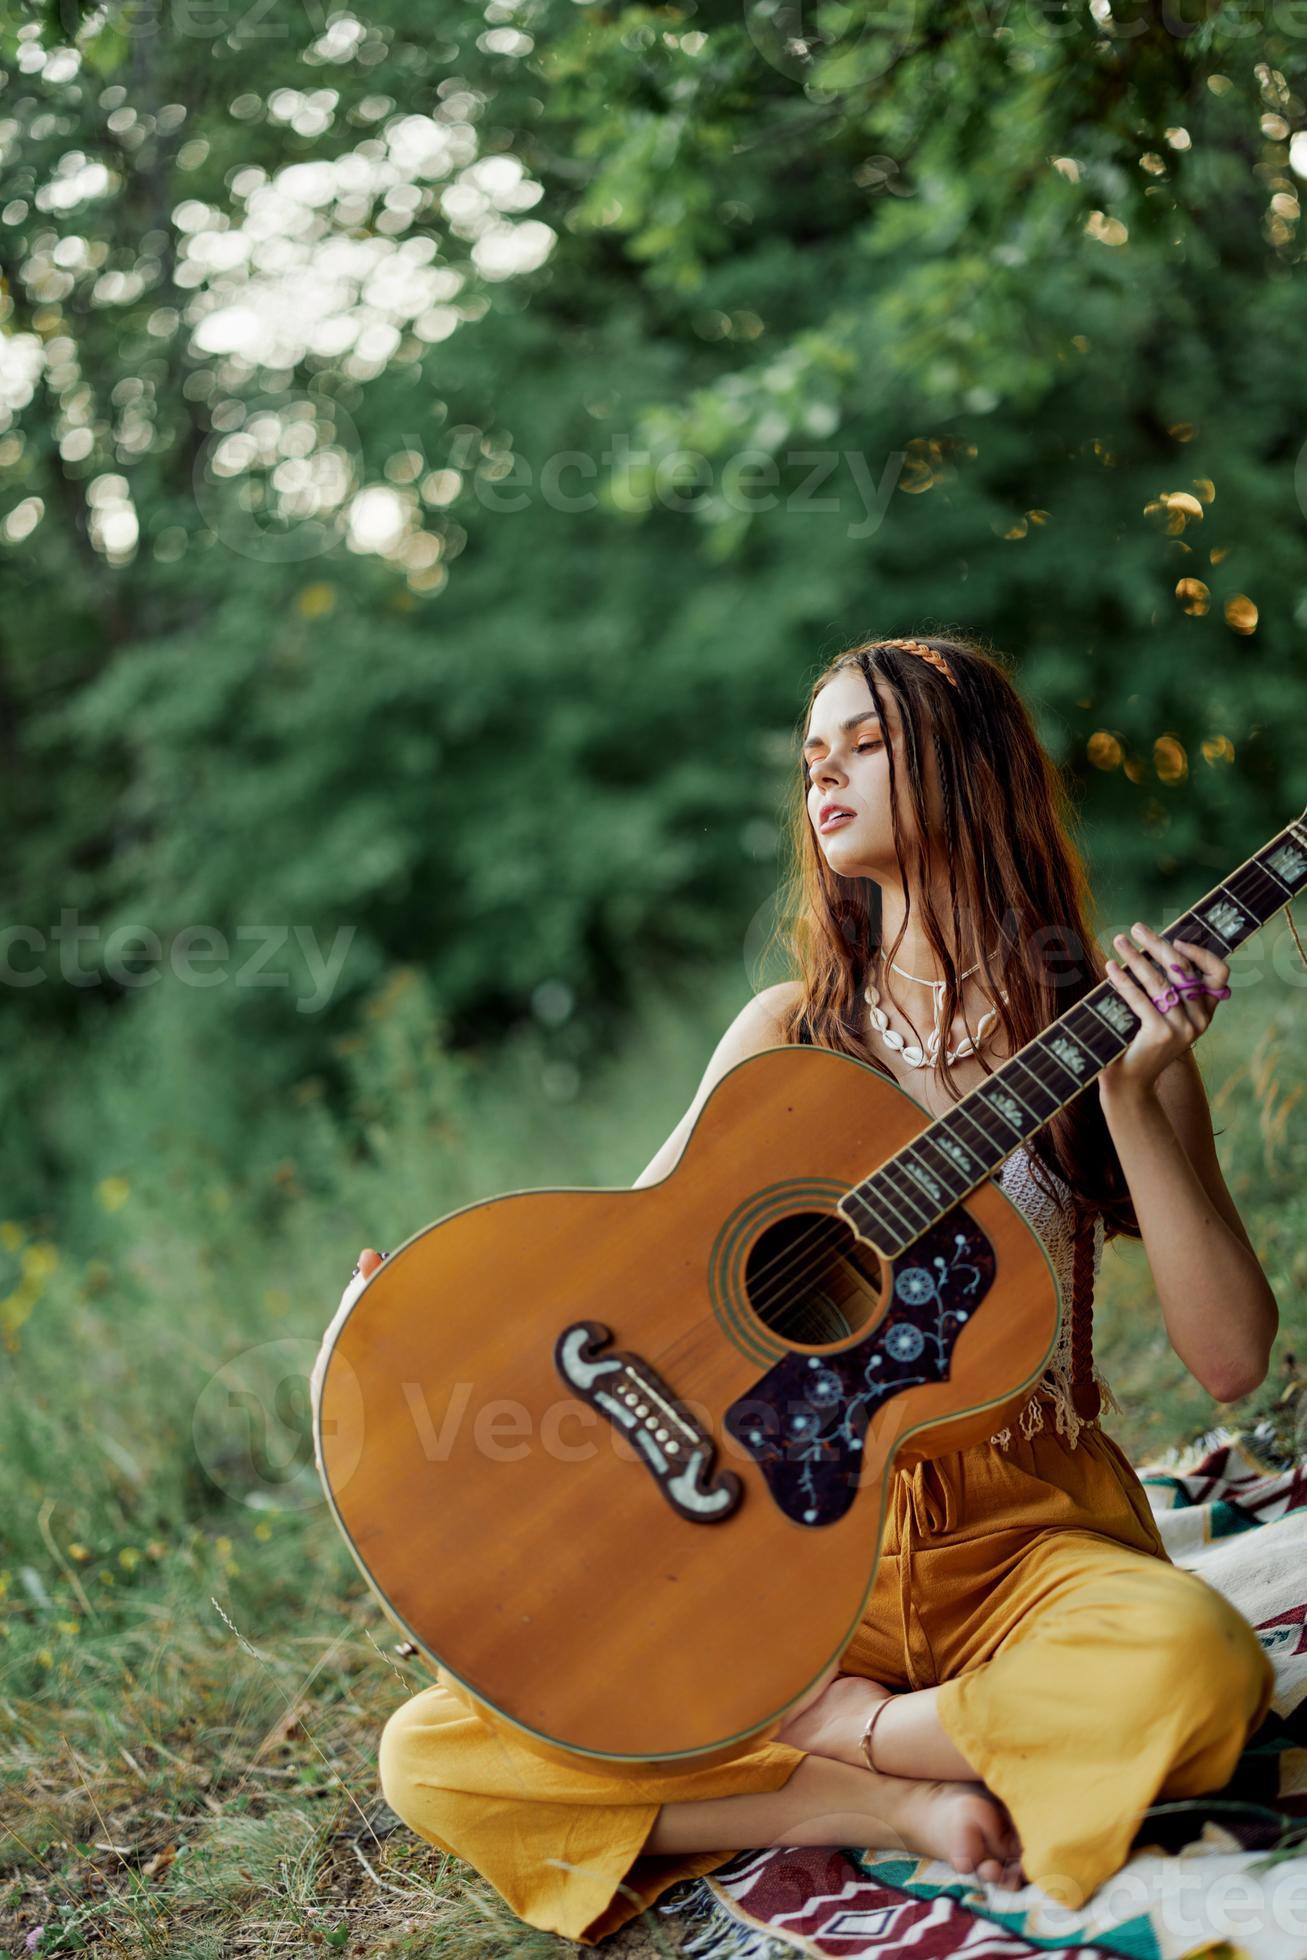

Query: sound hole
left=743, top=1209, right=887, bottom=1347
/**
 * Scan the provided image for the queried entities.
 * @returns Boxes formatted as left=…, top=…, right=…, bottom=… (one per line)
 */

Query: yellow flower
left=297, top=581, right=336, bottom=619
left=118, top=1547, right=141, bottom=1571
left=254, top=1522, right=272, bottom=1541
left=97, top=1177, right=131, bottom=1213
left=1, top=1282, right=39, bottom=1340
left=67, top=1543, right=90, bottom=1562
left=214, top=1536, right=232, bottom=1558
left=0, top=1222, right=23, bottom=1252
left=22, top=1242, right=58, bottom=1280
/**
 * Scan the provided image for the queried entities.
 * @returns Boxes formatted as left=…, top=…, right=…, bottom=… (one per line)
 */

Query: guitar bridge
left=554, top=1321, right=743, bottom=1523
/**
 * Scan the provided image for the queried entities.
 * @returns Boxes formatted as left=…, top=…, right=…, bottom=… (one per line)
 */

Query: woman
left=328, top=635, right=1279, bottom=1946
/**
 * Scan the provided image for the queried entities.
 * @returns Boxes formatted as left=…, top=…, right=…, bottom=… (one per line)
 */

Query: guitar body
left=317, top=1044, right=1063, bottom=1773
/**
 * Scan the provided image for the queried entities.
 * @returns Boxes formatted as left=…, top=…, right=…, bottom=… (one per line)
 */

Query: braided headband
left=873, top=639, right=959, bottom=688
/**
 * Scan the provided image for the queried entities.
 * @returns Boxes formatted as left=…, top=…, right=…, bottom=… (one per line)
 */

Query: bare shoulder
left=697, top=978, right=807, bottom=1104
left=713, top=979, right=805, bottom=1061
left=631, top=979, right=805, bottom=1188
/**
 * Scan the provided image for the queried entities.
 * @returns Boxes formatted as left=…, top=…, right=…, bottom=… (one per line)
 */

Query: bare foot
left=772, top=1677, right=1026, bottom=1889
left=774, top=1676, right=1026, bottom=1892
left=889, top=1776, right=1026, bottom=1891
left=775, top=1673, right=893, bottom=1768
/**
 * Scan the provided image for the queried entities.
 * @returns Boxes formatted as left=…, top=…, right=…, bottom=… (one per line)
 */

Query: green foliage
left=4, top=3, right=1307, bottom=1946
left=3, top=1, right=1307, bottom=1212
left=0, top=936, right=1304, bottom=1951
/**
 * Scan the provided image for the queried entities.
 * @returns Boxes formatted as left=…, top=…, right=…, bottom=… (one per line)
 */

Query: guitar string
left=704, top=868, right=1304, bottom=1333
left=679, top=964, right=1176, bottom=1336
left=700, top=956, right=1126, bottom=1325
left=730, top=1041, right=1082, bottom=1337
left=698, top=1030, right=1070, bottom=1340
left=721, top=1086, right=1009, bottom=1336
left=736, top=819, right=1301, bottom=1340
left=596, top=864, right=1307, bottom=1381
left=393, top=879, right=1297, bottom=1365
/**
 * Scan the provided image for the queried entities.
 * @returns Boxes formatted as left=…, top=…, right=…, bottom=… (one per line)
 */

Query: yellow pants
left=377, top=1416, right=1276, bottom=1946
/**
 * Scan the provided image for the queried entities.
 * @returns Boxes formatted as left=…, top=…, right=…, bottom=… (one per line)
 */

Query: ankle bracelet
left=860, top=1696, right=892, bottom=1772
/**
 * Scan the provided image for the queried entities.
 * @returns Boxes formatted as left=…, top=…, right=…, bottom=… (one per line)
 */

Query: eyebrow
left=802, top=711, right=881, bottom=757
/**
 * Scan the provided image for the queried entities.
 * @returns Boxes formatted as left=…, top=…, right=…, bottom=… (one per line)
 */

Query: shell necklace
left=864, top=951, right=1009, bottom=1070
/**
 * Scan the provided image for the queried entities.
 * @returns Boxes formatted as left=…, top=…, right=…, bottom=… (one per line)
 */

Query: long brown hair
left=771, top=632, right=1140, bottom=1243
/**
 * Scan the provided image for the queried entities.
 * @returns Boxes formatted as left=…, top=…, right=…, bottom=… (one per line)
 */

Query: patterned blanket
left=655, top=1424, right=1307, bottom=1960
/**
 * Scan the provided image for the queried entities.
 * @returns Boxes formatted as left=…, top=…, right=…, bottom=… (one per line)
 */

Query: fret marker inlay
left=834, top=809, right=1307, bottom=1264
left=1048, top=1034, right=1089, bottom=1075
left=984, top=1090, right=1029, bottom=1131
left=1094, top=993, right=1136, bottom=1037
left=1201, top=897, right=1246, bottom=941
left=1267, top=842, right=1307, bottom=886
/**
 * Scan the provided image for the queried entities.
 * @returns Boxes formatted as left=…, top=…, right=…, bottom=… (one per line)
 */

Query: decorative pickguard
left=723, top=1208, right=997, bottom=1526
left=554, top=1320, right=743, bottom=1523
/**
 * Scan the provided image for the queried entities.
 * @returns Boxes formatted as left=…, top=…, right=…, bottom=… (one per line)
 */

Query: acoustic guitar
left=315, top=811, right=1307, bottom=1775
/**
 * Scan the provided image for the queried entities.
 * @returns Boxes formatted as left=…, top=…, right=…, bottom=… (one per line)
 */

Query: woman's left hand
left=1098, top=922, right=1231, bottom=1099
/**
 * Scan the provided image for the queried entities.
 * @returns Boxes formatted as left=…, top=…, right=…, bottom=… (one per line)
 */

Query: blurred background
left=2, top=0, right=1306, bottom=1951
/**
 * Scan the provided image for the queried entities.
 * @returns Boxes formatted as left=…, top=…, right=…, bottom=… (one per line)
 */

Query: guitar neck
left=839, top=812, right=1307, bottom=1257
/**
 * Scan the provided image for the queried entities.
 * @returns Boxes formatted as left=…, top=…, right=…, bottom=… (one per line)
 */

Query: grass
left=2, top=921, right=1305, bottom=1958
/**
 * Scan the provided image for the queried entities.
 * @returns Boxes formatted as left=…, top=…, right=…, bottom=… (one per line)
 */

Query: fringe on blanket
left=656, top=1874, right=797, bottom=1960
left=1139, top=1421, right=1244, bottom=1471
left=1138, top=1418, right=1298, bottom=1477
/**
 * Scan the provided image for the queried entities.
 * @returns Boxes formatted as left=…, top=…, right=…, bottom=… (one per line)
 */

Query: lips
left=818, top=802, right=856, bottom=831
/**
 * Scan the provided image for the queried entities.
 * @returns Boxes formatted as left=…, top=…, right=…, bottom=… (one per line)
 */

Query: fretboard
left=838, top=813, right=1307, bottom=1257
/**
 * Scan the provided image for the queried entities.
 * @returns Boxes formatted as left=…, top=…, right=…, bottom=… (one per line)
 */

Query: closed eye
left=802, top=737, right=881, bottom=781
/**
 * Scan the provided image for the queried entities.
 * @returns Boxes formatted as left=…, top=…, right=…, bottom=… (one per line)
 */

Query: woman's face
left=803, top=666, right=931, bottom=880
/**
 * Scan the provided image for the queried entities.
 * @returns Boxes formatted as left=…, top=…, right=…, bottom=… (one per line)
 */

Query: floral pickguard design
left=722, top=1210, right=996, bottom=1526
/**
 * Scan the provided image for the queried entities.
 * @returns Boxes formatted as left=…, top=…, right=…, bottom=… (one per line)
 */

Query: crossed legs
left=646, top=1541, right=1275, bottom=1908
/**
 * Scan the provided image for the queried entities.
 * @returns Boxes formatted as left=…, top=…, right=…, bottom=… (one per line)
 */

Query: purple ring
left=1151, top=976, right=1231, bottom=1012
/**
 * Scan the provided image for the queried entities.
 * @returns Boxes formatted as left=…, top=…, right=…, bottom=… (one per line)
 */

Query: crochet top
left=987, top=1142, right=1122, bottom=1450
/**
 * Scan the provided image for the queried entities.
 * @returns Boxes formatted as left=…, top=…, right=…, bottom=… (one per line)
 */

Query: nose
left=811, top=752, right=847, bottom=792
